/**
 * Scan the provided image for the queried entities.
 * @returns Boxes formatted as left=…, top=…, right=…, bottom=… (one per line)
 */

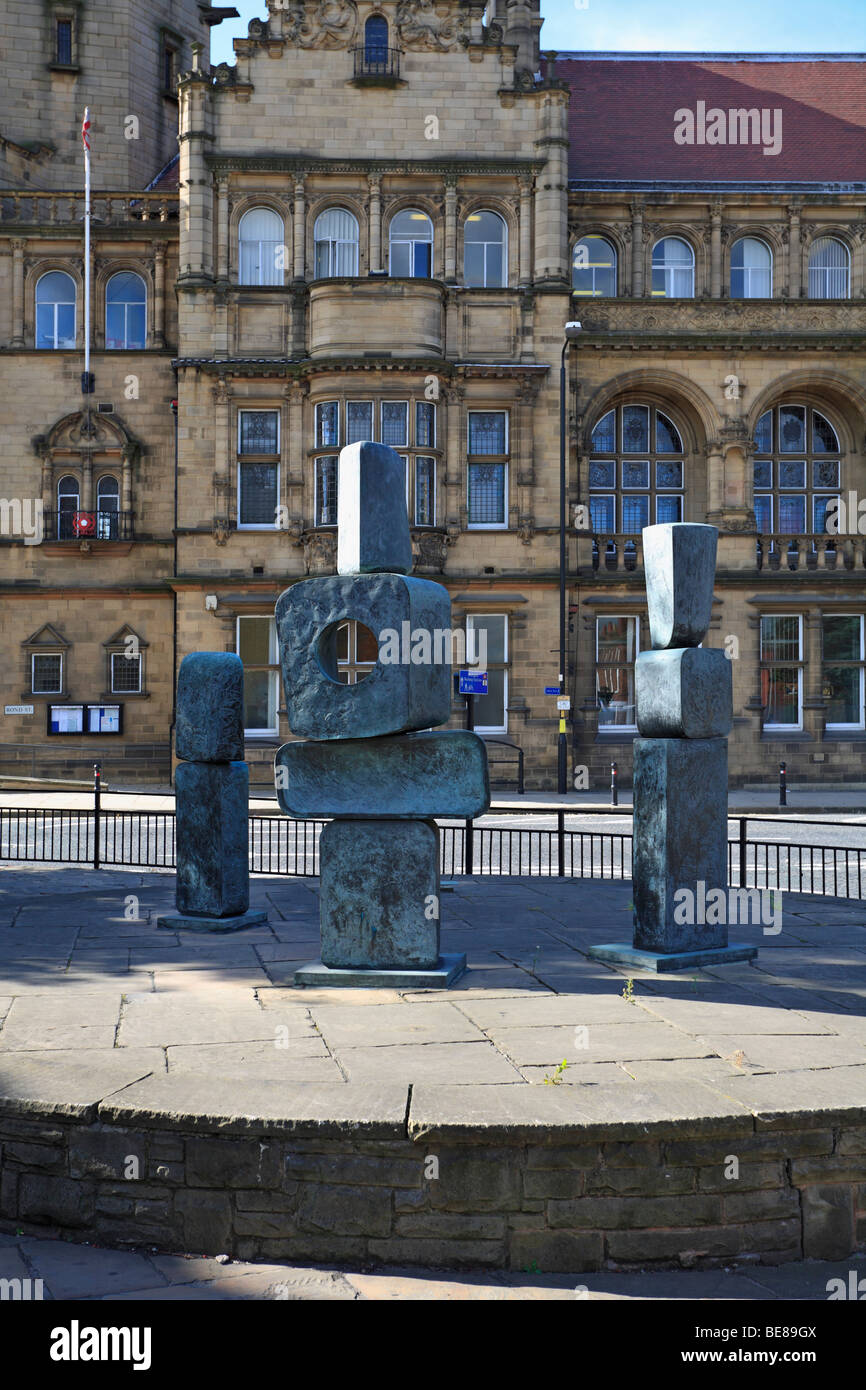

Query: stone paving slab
left=0, top=868, right=863, bottom=1126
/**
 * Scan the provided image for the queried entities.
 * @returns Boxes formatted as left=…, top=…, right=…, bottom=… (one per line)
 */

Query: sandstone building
left=1, top=1, right=864, bottom=791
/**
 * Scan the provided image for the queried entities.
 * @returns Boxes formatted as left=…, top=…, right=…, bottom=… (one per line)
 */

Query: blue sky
left=210, top=0, right=866, bottom=65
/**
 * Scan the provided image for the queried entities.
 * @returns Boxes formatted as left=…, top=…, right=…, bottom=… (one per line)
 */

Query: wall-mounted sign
left=47, top=704, right=124, bottom=735
left=544, top=686, right=560, bottom=695
left=4, top=705, right=34, bottom=715
left=458, top=670, right=488, bottom=696
left=556, top=697, right=571, bottom=712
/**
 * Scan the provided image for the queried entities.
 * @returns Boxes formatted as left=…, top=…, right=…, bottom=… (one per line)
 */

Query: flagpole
left=83, top=106, right=91, bottom=395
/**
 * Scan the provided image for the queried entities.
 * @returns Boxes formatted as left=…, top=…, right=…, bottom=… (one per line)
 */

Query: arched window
left=752, top=404, right=842, bottom=541
left=572, top=236, right=617, bottom=297
left=314, top=209, right=359, bottom=278
left=464, top=210, right=506, bottom=288
left=364, top=14, right=389, bottom=66
left=389, top=209, right=433, bottom=278
left=36, top=271, right=76, bottom=349
left=57, top=475, right=79, bottom=540
left=730, top=238, right=772, bottom=299
left=808, top=237, right=850, bottom=299
left=238, top=207, right=284, bottom=286
left=651, top=238, right=694, bottom=299
left=588, top=404, right=685, bottom=541
left=96, top=475, right=120, bottom=539
left=105, top=272, right=146, bottom=349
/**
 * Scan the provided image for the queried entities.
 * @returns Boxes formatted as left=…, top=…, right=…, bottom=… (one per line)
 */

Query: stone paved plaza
left=0, top=867, right=864, bottom=1092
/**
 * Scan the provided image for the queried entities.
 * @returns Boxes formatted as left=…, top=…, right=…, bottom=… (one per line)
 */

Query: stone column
left=11, top=239, right=25, bottom=346
left=518, top=175, right=533, bottom=287
left=630, top=201, right=644, bottom=297
left=444, top=384, right=465, bottom=534
left=706, top=440, right=725, bottom=518
left=532, top=90, right=569, bottom=283
left=216, top=177, right=230, bottom=281
left=803, top=608, right=825, bottom=740
left=153, top=244, right=166, bottom=347
left=121, top=444, right=135, bottom=515
left=81, top=452, right=93, bottom=511
left=177, top=51, right=213, bottom=281
left=710, top=203, right=722, bottom=298
left=444, top=177, right=457, bottom=283
left=293, top=176, right=306, bottom=281
left=787, top=204, right=801, bottom=299
left=368, top=173, right=382, bottom=275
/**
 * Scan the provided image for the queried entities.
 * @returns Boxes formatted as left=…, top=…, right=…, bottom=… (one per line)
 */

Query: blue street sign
left=459, top=670, right=488, bottom=696
left=544, top=686, right=560, bottom=695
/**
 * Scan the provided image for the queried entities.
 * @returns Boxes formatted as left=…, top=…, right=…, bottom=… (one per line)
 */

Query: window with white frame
left=596, top=616, right=639, bottom=730
left=467, top=411, right=508, bottom=528
left=238, top=207, right=284, bottom=286
left=105, top=272, right=146, bottom=349
left=389, top=209, right=433, bottom=278
left=315, top=456, right=338, bottom=526
left=414, top=456, right=435, bottom=526
left=36, top=271, right=76, bottom=349
left=465, top=614, right=508, bottom=732
left=381, top=401, right=408, bottom=447
left=31, top=652, right=63, bottom=695
left=572, top=235, right=617, bottom=297
left=315, top=400, right=339, bottom=449
left=808, top=237, right=850, bottom=299
left=346, top=400, right=373, bottom=444
left=416, top=401, right=435, bottom=448
left=651, top=237, right=695, bottom=298
left=111, top=650, right=142, bottom=694
left=237, top=616, right=279, bottom=735
left=760, top=615, right=803, bottom=729
left=822, top=614, right=865, bottom=729
left=464, top=211, right=506, bottom=288
left=314, top=209, right=359, bottom=278
left=237, top=410, right=280, bottom=527
left=730, top=237, right=772, bottom=298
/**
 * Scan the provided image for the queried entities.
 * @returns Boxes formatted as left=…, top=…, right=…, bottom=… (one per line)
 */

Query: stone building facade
left=0, top=1, right=864, bottom=791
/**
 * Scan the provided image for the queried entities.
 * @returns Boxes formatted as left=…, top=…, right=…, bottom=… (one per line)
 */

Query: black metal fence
left=1, top=803, right=865, bottom=900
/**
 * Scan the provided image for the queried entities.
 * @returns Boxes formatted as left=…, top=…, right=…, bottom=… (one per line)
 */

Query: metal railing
left=2, top=799, right=864, bottom=899
left=352, top=45, right=402, bottom=80
left=45, top=510, right=135, bottom=542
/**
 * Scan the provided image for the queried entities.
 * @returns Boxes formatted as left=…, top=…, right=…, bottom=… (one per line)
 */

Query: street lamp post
left=558, top=321, right=582, bottom=794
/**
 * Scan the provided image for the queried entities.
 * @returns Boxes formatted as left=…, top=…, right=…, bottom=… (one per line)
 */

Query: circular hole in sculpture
left=318, top=619, right=378, bottom=685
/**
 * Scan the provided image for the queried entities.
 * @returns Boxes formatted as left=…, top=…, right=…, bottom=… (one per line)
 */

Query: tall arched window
left=96, top=475, right=120, bottom=539
left=808, top=237, right=850, bottom=299
left=364, top=14, right=389, bottom=66
left=314, top=209, right=359, bottom=278
left=651, top=238, right=694, bottom=298
left=572, top=236, right=617, bottom=296
left=238, top=207, right=284, bottom=286
left=588, top=404, right=685, bottom=538
left=464, top=210, right=506, bottom=288
left=36, top=271, right=76, bottom=349
left=105, top=272, right=146, bottom=349
left=57, top=475, right=79, bottom=540
left=389, top=209, right=433, bottom=277
left=752, top=404, right=842, bottom=539
left=730, top=237, right=772, bottom=298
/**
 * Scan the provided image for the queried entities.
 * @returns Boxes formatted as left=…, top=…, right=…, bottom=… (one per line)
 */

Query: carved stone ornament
left=411, top=529, right=448, bottom=574
left=212, top=517, right=232, bottom=546
left=396, top=0, right=466, bottom=50
left=303, top=529, right=337, bottom=574
left=283, top=0, right=359, bottom=49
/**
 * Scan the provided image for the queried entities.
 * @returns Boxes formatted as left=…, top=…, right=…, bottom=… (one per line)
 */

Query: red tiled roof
left=554, top=57, right=866, bottom=183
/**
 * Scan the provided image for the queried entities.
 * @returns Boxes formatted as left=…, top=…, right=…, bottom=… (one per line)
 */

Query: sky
left=210, top=0, right=866, bottom=66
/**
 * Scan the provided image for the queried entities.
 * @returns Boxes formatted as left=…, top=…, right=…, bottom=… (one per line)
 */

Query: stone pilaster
left=630, top=201, right=644, bottom=297
left=11, top=239, right=25, bottom=347
left=444, top=176, right=457, bottom=283
left=293, top=176, right=306, bottom=280
left=368, top=173, right=382, bottom=275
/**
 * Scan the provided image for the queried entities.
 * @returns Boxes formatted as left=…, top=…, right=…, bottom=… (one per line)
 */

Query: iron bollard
left=93, top=761, right=102, bottom=870
left=779, top=761, right=787, bottom=807
left=610, top=761, right=618, bottom=807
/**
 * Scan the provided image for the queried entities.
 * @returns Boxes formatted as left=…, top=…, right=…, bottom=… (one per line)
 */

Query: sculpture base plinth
left=294, top=953, right=467, bottom=990
left=587, top=942, right=758, bottom=973
left=156, top=909, right=268, bottom=934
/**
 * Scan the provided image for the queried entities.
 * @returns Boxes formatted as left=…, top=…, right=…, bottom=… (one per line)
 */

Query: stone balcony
left=308, top=278, right=444, bottom=359
left=0, top=191, right=178, bottom=226
left=575, top=531, right=866, bottom=577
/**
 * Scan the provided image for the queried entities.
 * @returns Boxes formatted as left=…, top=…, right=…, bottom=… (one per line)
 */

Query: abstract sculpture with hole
left=274, top=441, right=490, bottom=987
